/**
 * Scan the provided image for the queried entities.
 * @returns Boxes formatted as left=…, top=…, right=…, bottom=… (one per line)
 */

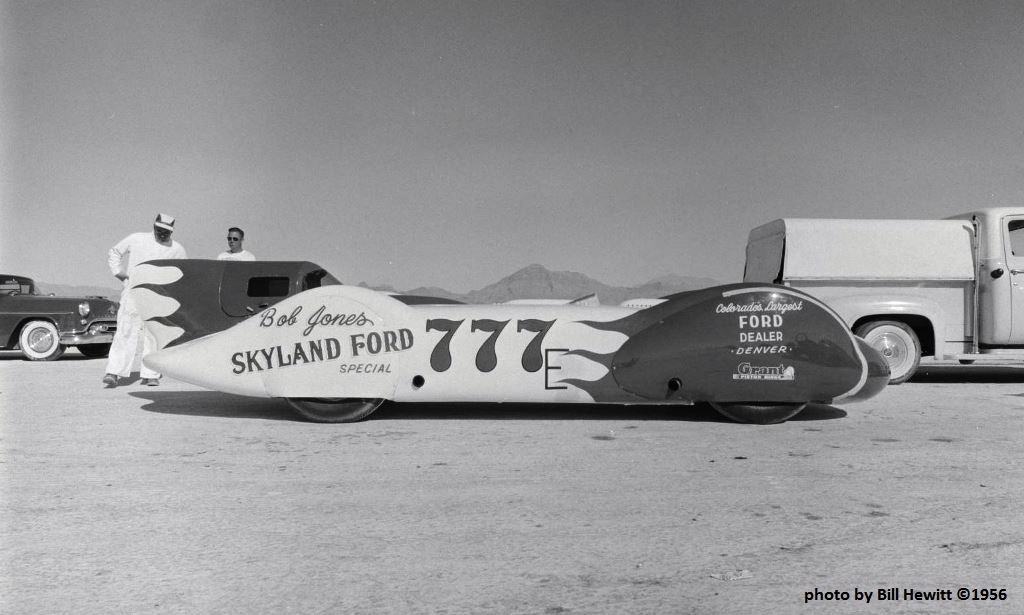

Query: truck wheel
left=286, top=397, right=384, bottom=423
left=854, top=320, right=920, bottom=384
left=710, top=402, right=807, bottom=424
left=18, top=320, right=66, bottom=361
left=77, top=343, right=112, bottom=358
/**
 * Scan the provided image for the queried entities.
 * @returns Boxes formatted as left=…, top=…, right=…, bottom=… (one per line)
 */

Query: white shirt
left=217, top=250, right=256, bottom=261
left=108, top=232, right=188, bottom=283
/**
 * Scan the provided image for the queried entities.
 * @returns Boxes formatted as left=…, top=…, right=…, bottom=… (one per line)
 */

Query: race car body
left=132, top=260, right=889, bottom=424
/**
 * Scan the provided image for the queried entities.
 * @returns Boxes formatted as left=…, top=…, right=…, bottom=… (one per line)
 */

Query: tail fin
left=129, top=259, right=343, bottom=351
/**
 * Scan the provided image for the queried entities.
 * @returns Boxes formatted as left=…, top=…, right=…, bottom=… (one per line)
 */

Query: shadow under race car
left=129, top=259, right=889, bottom=424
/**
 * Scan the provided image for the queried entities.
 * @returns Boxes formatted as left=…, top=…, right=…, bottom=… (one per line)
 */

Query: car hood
left=3, top=294, right=119, bottom=316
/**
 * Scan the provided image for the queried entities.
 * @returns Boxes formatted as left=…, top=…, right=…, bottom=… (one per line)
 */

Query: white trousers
left=104, top=287, right=160, bottom=379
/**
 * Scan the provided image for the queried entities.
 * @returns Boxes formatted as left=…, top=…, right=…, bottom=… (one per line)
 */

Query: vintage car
left=129, top=259, right=889, bottom=424
left=0, top=274, right=118, bottom=360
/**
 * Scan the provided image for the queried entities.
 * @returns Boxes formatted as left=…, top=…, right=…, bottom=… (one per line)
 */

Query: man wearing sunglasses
left=102, top=213, right=188, bottom=388
left=216, top=227, right=255, bottom=261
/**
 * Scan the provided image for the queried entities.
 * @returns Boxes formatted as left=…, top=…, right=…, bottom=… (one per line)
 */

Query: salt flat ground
left=1, top=352, right=1022, bottom=615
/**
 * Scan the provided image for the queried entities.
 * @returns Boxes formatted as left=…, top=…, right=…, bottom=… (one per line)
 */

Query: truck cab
left=952, top=209, right=1024, bottom=348
left=743, top=208, right=1024, bottom=383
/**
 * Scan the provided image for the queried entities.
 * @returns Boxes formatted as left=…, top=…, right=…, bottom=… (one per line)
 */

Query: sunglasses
left=227, top=237, right=241, bottom=241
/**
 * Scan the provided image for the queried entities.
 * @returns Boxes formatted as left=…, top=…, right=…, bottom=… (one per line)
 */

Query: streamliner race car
left=130, top=260, right=889, bottom=425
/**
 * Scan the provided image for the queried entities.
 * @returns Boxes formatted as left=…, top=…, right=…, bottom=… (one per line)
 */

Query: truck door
left=1007, top=215, right=1024, bottom=345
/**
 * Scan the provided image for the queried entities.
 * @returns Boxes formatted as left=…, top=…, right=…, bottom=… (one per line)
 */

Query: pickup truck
left=743, top=207, right=1024, bottom=383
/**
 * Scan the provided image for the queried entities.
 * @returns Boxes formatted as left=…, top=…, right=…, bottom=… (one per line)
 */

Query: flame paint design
left=131, top=262, right=239, bottom=347
left=130, top=287, right=184, bottom=349
left=560, top=288, right=717, bottom=401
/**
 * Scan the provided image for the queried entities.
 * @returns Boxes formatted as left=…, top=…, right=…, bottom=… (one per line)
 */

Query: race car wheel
left=854, top=320, right=920, bottom=384
left=710, top=402, right=807, bottom=425
left=18, top=320, right=66, bottom=361
left=77, top=343, right=112, bottom=358
left=286, top=397, right=384, bottom=423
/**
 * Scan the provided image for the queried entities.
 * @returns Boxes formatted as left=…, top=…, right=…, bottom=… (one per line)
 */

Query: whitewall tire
left=18, top=320, right=66, bottom=361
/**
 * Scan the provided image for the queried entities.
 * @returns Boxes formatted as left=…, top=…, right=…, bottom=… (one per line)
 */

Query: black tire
left=854, top=320, right=921, bottom=384
left=285, top=397, right=384, bottom=423
left=18, top=320, right=65, bottom=361
left=77, top=343, right=112, bottom=358
left=710, top=402, right=807, bottom=425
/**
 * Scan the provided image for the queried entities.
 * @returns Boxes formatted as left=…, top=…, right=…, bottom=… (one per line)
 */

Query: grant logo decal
left=732, top=362, right=796, bottom=381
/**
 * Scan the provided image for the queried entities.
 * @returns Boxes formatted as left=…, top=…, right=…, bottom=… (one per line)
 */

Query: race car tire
left=286, top=397, right=384, bottom=423
left=854, top=320, right=920, bottom=384
left=710, top=402, right=807, bottom=425
left=77, top=343, right=112, bottom=358
left=18, top=320, right=66, bottom=361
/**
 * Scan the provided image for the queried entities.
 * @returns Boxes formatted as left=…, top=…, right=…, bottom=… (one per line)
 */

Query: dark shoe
left=140, top=378, right=160, bottom=387
left=102, top=373, right=118, bottom=388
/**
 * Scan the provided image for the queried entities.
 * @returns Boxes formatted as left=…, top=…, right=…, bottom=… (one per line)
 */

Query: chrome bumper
left=61, top=322, right=116, bottom=346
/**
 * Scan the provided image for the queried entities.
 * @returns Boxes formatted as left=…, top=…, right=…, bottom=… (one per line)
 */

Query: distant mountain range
left=36, top=264, right=719, bottom=304
left=34, top=282, right=122, bottom=300
left=361, top=264, right=719, bottom=304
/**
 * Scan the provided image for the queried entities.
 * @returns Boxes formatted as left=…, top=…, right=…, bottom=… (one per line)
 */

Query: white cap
left=154, top=213, right=176, bottom=231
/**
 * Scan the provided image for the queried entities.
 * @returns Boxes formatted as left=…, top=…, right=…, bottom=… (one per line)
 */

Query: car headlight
left=78, top=302, right=91, bottom=317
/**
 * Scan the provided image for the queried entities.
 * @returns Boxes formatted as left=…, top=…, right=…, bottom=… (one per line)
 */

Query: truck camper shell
left=745, top=218, right=976, bottom=283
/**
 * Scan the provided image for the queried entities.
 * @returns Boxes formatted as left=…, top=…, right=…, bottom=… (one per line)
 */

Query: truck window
left=1010, top=220, right=1024, bottom=256
left=775, top=244, right=786, bottom=283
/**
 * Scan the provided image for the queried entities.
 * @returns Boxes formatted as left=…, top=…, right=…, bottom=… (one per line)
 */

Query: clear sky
left=3, top=1, right=1024, bottom=292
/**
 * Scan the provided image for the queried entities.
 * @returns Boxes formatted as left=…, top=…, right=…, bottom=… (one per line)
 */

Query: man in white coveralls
left=102, top=213, right=187, bottom=388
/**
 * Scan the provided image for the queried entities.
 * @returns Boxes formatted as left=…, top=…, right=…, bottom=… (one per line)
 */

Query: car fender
left=824, top=293, right=945, bottom=356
